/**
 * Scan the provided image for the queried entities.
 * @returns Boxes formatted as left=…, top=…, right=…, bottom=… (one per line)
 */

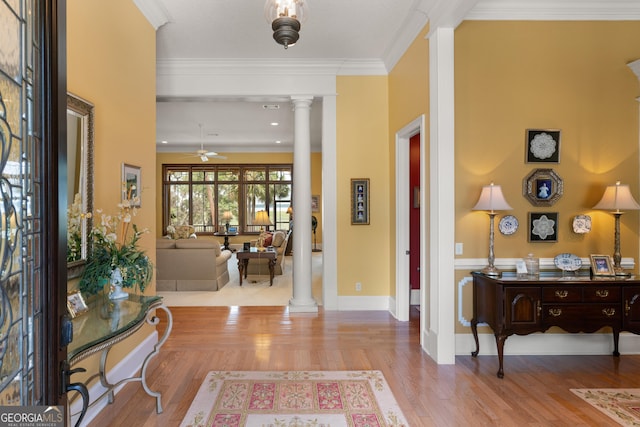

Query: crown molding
left=466, top=0, right=640, bottom=21
left=132, top=0, right=170, bottom=30
left=628, top=59, right=640, bottom=80
left=156, top=58, right=388, bottom=77
left=383, top=0, right=431, bottom=72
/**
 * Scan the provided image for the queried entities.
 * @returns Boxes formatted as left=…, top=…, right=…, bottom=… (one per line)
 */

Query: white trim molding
left=466, top=0, right=640, bottom=21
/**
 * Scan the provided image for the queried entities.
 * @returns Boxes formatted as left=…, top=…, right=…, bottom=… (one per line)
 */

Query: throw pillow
left=175, top=225, right=195, bottom=239
left=263, top=232, right=273, bottom=247
left=272, top=231, right=285, bottom=247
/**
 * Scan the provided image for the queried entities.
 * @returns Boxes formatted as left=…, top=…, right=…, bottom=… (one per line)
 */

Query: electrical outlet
left=355, top=282, right=362, bottom=291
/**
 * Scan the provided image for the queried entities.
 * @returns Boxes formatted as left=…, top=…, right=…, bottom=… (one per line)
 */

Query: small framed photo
left=528, top=212, right=558, bottom=242
left=351, top=178, right=370, bottom=225
left=311, top=195, right=320, bottom=212
left=526, top=129, right=561, bottom=163
left=590, top=254, right=615, bottom=276
left=67, top=290, right=89, bottom=318
left=122, top=163, right=142, bottom=207
left=523, top=168, right=563, bottom=207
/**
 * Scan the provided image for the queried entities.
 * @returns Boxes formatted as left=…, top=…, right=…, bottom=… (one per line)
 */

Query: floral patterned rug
left=180, top=370, right=408, bottom=427
left=571, top=388, right=640, bottom=426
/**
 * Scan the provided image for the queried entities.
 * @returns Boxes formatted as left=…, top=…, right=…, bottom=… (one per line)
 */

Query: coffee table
left=236, top=248, right=277, bottom=286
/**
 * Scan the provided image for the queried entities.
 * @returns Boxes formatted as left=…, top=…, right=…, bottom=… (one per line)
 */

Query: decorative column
left=290, top=96, right=318, bottom=312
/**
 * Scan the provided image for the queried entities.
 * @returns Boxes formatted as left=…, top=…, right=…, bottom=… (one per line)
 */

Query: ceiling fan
left=193, top=144, right=226, bottom=162
left=188, top=124, right=227, bottom=162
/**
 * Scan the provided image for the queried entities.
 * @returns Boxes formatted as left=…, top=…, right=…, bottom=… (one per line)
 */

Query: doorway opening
left=394, top=115, right=425, bottom=323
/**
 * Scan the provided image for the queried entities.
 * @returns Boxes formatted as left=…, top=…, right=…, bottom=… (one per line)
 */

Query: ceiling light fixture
left=265, top=0, right=308, bottom=49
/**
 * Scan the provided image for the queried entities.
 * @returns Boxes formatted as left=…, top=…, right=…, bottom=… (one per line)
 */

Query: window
left=163, top=164, right=292, bottom=235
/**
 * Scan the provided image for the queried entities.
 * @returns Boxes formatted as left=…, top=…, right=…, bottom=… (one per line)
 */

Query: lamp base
left=481, top=265, right=502, bottom=278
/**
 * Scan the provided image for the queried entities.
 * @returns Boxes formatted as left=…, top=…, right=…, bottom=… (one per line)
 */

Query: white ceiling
left=149, top=0, right=640, bottom=155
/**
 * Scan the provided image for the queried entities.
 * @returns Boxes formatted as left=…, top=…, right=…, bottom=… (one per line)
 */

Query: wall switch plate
left=355, top=282, right=362, bottom=291
left=455, top=243, right=463, bottom=255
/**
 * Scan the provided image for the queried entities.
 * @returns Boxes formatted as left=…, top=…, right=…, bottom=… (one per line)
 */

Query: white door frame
left=395, top=115, right=425, bottom=322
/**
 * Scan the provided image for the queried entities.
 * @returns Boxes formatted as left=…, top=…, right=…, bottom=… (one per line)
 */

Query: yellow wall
left=155, top=152, right=323, bottom=246
left=388, top=25, right=431, bottom=296
left=456, top=21, right=640, bottom=261
left=336, top=76, right=390, bottom=296
left=67, top=0, right=156, bottom=385
left=455, top=21, right=640, bottom=333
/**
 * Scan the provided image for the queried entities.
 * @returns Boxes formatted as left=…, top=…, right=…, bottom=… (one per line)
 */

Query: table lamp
left=286, top=205, right=293, bottom=221
left=593, top=181, right=640, bottom=276
left=222, top=211, right=233, bottom=233
left=253, top=210, right=273, bottom=251
left=472, top=182, right=512, bottom=277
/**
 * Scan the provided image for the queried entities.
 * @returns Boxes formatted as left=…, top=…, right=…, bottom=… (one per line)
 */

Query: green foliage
left=79, top=204, right=153, bottom=296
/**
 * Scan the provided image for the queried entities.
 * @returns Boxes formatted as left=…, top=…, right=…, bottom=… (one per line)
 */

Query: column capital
left=291, top=96, right=313, bottom=107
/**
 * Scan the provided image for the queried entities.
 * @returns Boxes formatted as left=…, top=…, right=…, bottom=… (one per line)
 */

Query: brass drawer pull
left=554, top=290, right=568, bottom=299
left=595, top=290, right=609, bottom=298
left=626, top=300, right=631, bottom=316
left=549, top=308, right=562, bottom=317
left=602, top=308, right=616, bottom=317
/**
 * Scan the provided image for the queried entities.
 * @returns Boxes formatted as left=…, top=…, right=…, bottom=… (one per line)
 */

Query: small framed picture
left=351, top=178, right=370, bottom=225
left=528, top=212, right=558, bottom=242
left=526, top=129, right=561, bottom=163
left=122, top=163, right=142, bottom=207
left=590, top=254, right=615, bottom=276
left=67, top=290, right=89, bottom=318
left=311, top=195, right=320, bottom=212
left=523, top=168, right=563, bottom=207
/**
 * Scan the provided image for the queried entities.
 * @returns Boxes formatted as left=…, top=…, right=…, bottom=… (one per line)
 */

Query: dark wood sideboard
left=470, top=272, right=640, bottom=378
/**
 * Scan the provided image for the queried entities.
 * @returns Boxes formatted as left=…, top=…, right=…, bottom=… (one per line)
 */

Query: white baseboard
left=455, top=332, right=640, bottom=356
left=69, top=331, right=159, bottom=427
left=410, top=289, right=420, bottom=305
left=337, top=295, right=391, bottom=311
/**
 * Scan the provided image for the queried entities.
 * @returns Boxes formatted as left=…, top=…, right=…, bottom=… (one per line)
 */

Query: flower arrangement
left=67, top=193, right=88, bottom=262
left=79, top=194, right=153, bottom=296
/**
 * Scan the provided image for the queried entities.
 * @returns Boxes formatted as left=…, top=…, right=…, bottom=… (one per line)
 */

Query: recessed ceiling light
left=270, top=122, right=279, bottom=126
left=275, top=140, right=281, bottom=144
left=161, top=140, right=168, bottom=144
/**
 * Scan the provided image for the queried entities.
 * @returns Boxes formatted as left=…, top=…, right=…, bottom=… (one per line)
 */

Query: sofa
left=156, top=238, right=232, bottom=291
left=245, top=229, right=291, bottom=276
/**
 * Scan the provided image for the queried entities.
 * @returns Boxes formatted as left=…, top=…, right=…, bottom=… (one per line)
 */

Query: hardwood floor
left=88, top=306, right=640, bottom=426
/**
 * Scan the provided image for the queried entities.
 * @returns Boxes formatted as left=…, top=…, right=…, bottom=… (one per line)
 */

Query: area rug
left=180, top=370, right=408, bottom=427
left=571, top=388, right=640, bottom=426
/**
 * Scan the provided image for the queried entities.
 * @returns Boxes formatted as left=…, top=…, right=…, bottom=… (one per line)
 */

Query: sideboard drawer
left=542, top=287, right=582, bottom=303
left=542, top=304, right=621, bottom=330
left=584, top=287, right=619, bottom=302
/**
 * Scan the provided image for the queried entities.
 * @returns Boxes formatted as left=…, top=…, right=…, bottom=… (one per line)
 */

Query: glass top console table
left=68, top=294, right=173, bottom=425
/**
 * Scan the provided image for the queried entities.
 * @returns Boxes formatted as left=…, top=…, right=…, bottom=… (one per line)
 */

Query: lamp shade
left=253, top=210, right=273, bottom=226
left=593, top=181, right=640, bottom=213
left=472, top=183, right=512, bottom=213
left=222, top=211, right=233, bottom=221
left=286, top=206, right=293, bottom=215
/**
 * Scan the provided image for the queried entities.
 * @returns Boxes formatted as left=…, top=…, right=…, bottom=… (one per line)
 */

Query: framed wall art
left=590, top=254, right=614, bottom=277
left=351, top=178, right=370, bottom=225
left=311, top=195, right=320, bottom=212
left=122, top=163, right=141, bottom=207
left=523, top=168, right=563, bottom=207
left=526, top=129, right=561, bottom=163
left=528, top=212, right=558, bottom=242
